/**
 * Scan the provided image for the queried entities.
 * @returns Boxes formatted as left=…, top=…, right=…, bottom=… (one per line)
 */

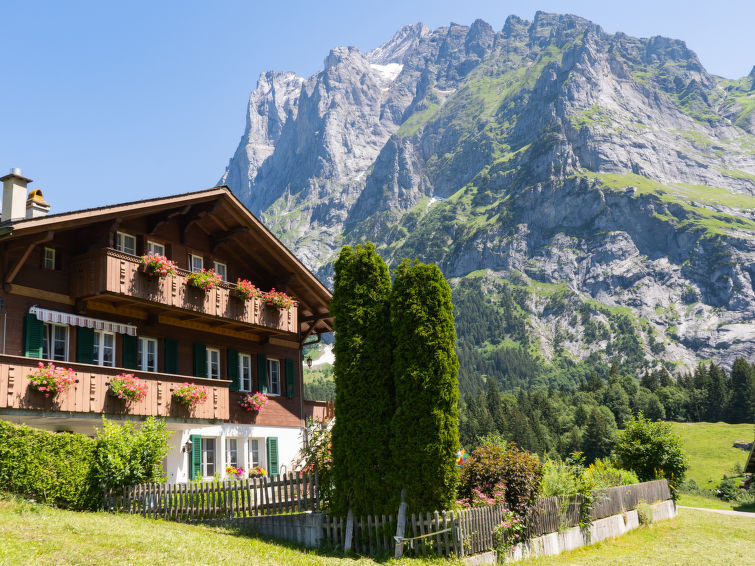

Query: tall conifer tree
left=390, top=260, right=460, bottom=512
left=330, top=243, right=393, bottom=515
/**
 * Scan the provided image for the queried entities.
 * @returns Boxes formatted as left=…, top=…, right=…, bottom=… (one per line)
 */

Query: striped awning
left=29, top=306, right=137, bottom=336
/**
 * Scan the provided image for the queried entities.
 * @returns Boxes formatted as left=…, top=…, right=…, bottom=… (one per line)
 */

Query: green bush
left=459, top=441, right=543, bottom=516
left=0, top=420, right=97, bottom=509
left=91, top=417, right=171, bottom=491
left=636, top=501, right=653, bottom=525
left=584, top=458, right=640, bottom=489
left=614, top=413, right=688, bottom=496
left=541, top=458, right=579, bottom=497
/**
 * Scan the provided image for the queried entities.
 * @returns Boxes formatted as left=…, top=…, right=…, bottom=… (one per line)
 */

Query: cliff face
left=221, top=12, right=755, bottom=377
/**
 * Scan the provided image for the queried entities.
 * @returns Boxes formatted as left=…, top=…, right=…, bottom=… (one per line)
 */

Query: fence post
left=344, top=507, right=354, bottom=552
left=394, top=489, right=407, bottom=559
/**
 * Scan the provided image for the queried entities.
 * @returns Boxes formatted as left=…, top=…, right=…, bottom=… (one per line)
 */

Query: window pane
left=240, top=354, right=251, bottom=391
left=203, top=438, right=216, bottom=477
left=147, top=241, right=165, bottom=256
left=53, top=326, right=67, bottom=361
left=250, top=439, right=260, bottom=467
left=208, top=349, right=220, bottom=379
left=103, top=333, right=114, bottom=367
left=44, top=248, right=55, bottom=270
left=42, top=327, right=50, bottom=359
left=226, top=439, right=238, bottom=467
left=214, top=262, right=227, bottom=281
left=269, top=360, right=280, bottom=395
left=191, top=255, right=203, bottom=272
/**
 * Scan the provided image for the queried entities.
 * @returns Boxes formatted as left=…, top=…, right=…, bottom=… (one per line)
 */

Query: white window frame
left=207, top=348, right=220, bottom=379
left=267, top=358, right=281, bottom=396
left=146, top=241, right=165, bottom=256
left=239, top=353, right=252, bottom=392
left=42, top=323, right=68, bottom=361
left=189, top=254, right=204, bottom=273
left=225, top=438, right=239, bottom=469
left=202, top=437, right=216, bottom=478
left=115, top=231, right=137, bottom=255
left=93, top=330, right=115, bottom=367
left=248, top=438, right=264, bottom=469
left=43, top=247, right=56, bottom=270
left=138, top=337, right=158, bottom=372
left=213, top=261, right=227, bottom=282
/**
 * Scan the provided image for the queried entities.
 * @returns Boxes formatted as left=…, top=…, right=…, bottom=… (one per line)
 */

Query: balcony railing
left=70, top=249, right=297, bottom=334
left=0, top=355, right=230, bottom=421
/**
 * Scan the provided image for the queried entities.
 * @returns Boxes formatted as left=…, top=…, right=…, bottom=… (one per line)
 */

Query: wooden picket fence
left=104, top=471, right=320, bottom=521
left=321, top=479, right=672, bottom=558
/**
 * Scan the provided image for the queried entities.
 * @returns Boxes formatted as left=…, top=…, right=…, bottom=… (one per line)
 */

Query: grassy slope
left=0, top=496, right=455, bottom=566
left=523, top=508, right=755, bottom=565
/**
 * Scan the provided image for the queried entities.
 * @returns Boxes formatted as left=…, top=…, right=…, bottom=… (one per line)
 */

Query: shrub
left=614, top=413, right=688, bottom=496
left=459, top=442, right=543, bottom=516
left=541, top=458, right=579, bottom=497
left=717, top=477, right=741, bottom=501
left=91, top=417, right=170, bottom=491
left=26, top=362, right=76, bottom=397
left=636, top=501, right=653, bottom=525
left=108, top=373, right=148, bottom=407
left=584, top=457, right=640, bottom=489
left=457, top=482, right=506, bottom=508
left=492, top=508, right=527, bottom=554
left=299, top=418, right=333, bottom=509
left=0, top=421, right=97, bottom=510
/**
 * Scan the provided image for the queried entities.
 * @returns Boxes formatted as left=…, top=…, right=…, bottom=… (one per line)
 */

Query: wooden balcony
left=70, top=249, right=298, bottom=335
left=0, top=355, right=230, bottom=421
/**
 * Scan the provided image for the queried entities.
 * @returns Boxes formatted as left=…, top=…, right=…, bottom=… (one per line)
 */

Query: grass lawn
left=523, top=508, right=755, bottom=565
left=677, top=492, right=755, bottom=512
left=669, top=421, right=753, bottom=488
left=0, top=495, right=457, bottom=566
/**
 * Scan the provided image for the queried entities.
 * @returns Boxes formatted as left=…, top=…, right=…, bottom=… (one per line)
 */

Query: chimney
left=1, top=168, right=33, bottom=222
left=26, top=188, right=51, bottom=218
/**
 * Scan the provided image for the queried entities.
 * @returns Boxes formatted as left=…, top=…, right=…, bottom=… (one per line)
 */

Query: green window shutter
left=267, top=437, right=279, bottom=477
left=23, top=313, right=44, bottom=358
left=190, top=434, right=202, bottom=480
left=76, top=327, right=95, bottom=364
left=193, top=343, right=207, bottom=378
left=256, top=354, right=268, bottom=393
left=122, top=334, right=138, bottom=369
left=164, top=338, right=178, bottom=374
left=227, top=348, right=240, bottom=391
left=285, top=358, right=295, bottom=398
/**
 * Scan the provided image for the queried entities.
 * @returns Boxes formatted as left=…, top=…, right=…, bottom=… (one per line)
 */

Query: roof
left=0, top=185, right=333, bottom=334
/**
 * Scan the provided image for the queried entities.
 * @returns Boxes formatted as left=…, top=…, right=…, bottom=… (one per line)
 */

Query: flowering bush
left=187, top=268, right=222, bottom=291
left=140, top=253, right=177, bottom=277
left=235, top=279, right=260, bottom=301
left=457, top=481, right=506, bottom=508
left=238, top=391, right=268, bottom=412
left=226, top=465, right=245, bottom=479
left=26, top=362, right=76, bottom=398
left=259, top=288, right=296, bottom=310
left=248, top=466, right=267, bottom=478
left=492, top=509, right=527, bottom=555
left=172, top=383, right=207, bottom=408
left=108, top=373, right=148, bottom=407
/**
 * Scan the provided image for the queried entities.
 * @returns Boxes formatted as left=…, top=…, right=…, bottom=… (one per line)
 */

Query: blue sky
left=2, top=0, right=754, bottom=213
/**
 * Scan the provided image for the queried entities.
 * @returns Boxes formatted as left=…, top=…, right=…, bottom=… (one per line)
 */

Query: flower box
left=258, top=288, right=296, bottom=310
left=187, top=268, right=222, bottom=292
left=172, top=382, right=208, bottom=408
left=108, top=373, right=148, bottom=407
left=235, top=279, right=260, bottom=301
left=26, top=362, right=76, bottom=398
left=238, top=391, right=268, bottom=412
left=140, top=253, right=177, bottom=278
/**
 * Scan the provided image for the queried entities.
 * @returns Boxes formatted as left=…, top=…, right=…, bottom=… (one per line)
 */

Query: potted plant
left=26, top=362, right=76, bottom=398
left=108, top=373, right=148, bottom=407
left=248, top=466, right=267, bottom=478
left=187, top=268, right=222, bottom=291
left=140, top=253, right=177, bottom=278
left=235, top=278, right=260, bottom=301
left=258, top=288, right=296, bottom=310
left=226, top=465, right=245, bottom=480
left=238, top=391, right=268, bottom=412
left=172, top=382, right=208, bottom=408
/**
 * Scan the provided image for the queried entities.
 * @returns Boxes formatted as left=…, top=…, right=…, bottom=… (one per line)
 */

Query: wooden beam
left=158, top=314, right=262, bottom=342
left=269, top=337, right=299, bottom=349
left=147, top=205, right=191, bottom=234
left=85, top=299, right=148, bottom=320
left=4, top=231, right=53, bottom=284
left=210, top=227, right=249, bottom=254
left=5, top=283, right=75, bottom=306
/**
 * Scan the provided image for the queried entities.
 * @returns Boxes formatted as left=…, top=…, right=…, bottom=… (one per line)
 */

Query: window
left=226, top=438, right=238, bottom=468
left=267, top=359, right=281, bottom=396
left=43, top=247, right=56, bottom=270
left=189, top=254, right=203, bottom=273
left=201, top=438, right=216, bottom=477
left=42, top=323, right=68, bottom=361
left=207, top=348, right=220, bottom=379
left=239, top=353, right=252, bottom=391
left=146, top=241, right=165, bottom=256
left=213, top=261, right=227, bottom=281
left=248, top=438, right=263, bottom=468
left=93, top=331, right=115, bottom=367
left=115, top=232, right=137, bottom=255
left=138, top=337, right=157, bottom=372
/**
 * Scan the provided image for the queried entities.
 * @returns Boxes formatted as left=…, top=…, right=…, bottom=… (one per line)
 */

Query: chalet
left=0, top=168, right=333, bottom=482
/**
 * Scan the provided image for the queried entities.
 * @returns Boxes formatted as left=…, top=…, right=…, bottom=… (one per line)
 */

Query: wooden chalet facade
left=0, top=169, right=332, bottom=482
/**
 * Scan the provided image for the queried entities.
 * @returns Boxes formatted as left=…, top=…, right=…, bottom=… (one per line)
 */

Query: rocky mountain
left=221, top=12, right=755, bottom=387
